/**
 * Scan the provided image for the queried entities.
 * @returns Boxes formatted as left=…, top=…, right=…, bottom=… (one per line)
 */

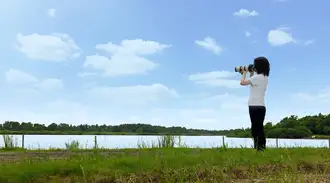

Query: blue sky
left=1, top=0, right=329, bottom=130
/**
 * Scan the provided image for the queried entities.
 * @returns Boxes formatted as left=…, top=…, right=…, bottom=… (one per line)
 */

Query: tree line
left=0, top=113, right=329, bottom=138
left=0, top=121, right=229, bottom=135
left=226, top=113, right=330, bottom=138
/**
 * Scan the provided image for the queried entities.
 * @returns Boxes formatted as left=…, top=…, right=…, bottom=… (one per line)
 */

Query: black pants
left=249, top=106, right=266, bottom=151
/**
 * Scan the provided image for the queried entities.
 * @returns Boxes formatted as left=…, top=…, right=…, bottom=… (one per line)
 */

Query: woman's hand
left=240, top=71, right=249, bottom=85
left=249, top=70, right=254, bottom=77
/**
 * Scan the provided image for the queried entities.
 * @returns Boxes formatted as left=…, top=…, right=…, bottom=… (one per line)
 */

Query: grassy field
left=0, top=135, right=330, bottom=183
left=312, top=135, right=330, bottom=139
left=0, top=148, right=329, bottom=183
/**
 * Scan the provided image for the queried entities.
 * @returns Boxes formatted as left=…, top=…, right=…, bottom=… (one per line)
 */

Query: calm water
left=0, top=135, right=329, bottom=149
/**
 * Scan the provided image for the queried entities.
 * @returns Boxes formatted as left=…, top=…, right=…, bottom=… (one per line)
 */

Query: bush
left=65, top=140, right=80, bottom=150
left=267, top=126, right=312, bottom=138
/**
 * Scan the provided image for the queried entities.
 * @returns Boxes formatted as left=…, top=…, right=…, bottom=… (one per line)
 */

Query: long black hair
left=254, top=56, right=270, bottom=76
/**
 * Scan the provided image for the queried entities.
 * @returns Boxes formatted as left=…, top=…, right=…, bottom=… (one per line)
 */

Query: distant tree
left=136, top=127, right=143, bottom=133
left=0, top=113, right=330, bottom=138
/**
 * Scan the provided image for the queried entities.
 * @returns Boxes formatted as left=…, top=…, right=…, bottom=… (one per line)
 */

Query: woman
left=240, top=56, right=270, bottom=151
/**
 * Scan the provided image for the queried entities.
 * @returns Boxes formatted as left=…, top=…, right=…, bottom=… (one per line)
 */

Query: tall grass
left=137, top=135, right=186, bottom=148
left=1, top=135, right=19, bottom=150
left=157, top=135, right=176, bottom=148
left=64, top=140, right=80, bottom=150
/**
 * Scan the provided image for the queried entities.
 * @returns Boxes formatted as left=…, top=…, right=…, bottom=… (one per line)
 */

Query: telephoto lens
left=234, top=66, right=243, bottom=72
left=234, top=64, right=255, bottom=72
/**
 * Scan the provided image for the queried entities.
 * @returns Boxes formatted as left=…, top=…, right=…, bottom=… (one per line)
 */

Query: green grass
left=312, top=134, right=330, bottom=139
left=0, top=148, right=329, bottom=183
left=64, top=140, right=81, bottom=150
left=137, top=135, right=187, bottom=148
left=0, top=135, right=330, bottom=182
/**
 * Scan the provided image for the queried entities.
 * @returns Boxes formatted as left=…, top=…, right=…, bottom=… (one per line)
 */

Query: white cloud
left=84, top=54, right=156, bottom=77
left=5, top=69, right=38, bottom=84
left=83, top=39, right=171, bottom=77
left=289, top=86, right=330, bottom=116
left=204, top=93, right=247, bottom=110
left=95, top=39, right=170, bottom=55
left=86, top=83, right=179, bottom=105
left=45, top=100, right=90, bottom=124
left=303, top=39, right=315, bottom=46
left=15, top=33, right=82, bottom=61
left=188, top=71, right=240, bottom=89
left=233, top=9, right=259, bottom=17
left=47, top=8, right=56, bottom=17
left=150, top=108, right=222, bottom=128
left=268, top=27, right=295, bottom=46
left=268, top=27, right=315, bottom=46
left=0, top=93, right=250, bottom=129
left=189, top=71, right=237, bottom=80
left=245, top=31, right=251, bottom=37
left=77, top=72, right=97, bottom=78
left=46, top=99, right=90, bottom=121
left=0, top=100, right=91, bottom=125
left=1, top=88, right=293, bottom=130
left=195, top=37, right=223, bottom=55
left=147, top=93, right=250, bottom=129
left=0, top=86, right=291, bottom=130
left=36, top=78, right=63, bottom=90
left=293, top=87, right=330, bottom=103
left=5, top=69, right=63, bottom=91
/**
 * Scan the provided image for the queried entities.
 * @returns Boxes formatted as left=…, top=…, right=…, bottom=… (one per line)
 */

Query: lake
left=0, top=135, right=329, bottom=149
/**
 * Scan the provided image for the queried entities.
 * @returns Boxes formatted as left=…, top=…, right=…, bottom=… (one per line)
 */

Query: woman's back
left=248, top=74, right=268, bottom=107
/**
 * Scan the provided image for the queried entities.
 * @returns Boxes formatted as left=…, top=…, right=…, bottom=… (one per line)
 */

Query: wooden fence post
left=22, top=134, right=25, bottom=149
left=328, top=139, right=330, bottom=148
left=276, top=138, right=279, bottom=148
left=94, top=136, right=98, bottom=149
left=222, top=136, right=225, bottom=147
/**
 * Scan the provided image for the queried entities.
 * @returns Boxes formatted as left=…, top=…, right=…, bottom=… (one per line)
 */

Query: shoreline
left=1, top=132, right=330, bottom=139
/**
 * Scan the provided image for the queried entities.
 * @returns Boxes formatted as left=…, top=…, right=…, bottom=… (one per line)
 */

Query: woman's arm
left=240, top=71, right=253, bottom=86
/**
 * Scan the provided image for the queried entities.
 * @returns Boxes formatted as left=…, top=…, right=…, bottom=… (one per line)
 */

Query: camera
left=234, top=64, right=255, bottom=73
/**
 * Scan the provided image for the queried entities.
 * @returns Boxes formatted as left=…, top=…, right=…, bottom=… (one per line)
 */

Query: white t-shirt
left=247, top=74, right=268, bottom=106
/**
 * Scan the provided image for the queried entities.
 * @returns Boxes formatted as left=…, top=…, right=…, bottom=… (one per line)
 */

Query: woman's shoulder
left=255, top=74, right=268, bottom=79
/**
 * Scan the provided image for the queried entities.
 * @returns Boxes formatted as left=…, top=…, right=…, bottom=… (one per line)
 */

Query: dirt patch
left=35, top=172, right=330, bottom=183
left=0, top=149, right=204, bottom=162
